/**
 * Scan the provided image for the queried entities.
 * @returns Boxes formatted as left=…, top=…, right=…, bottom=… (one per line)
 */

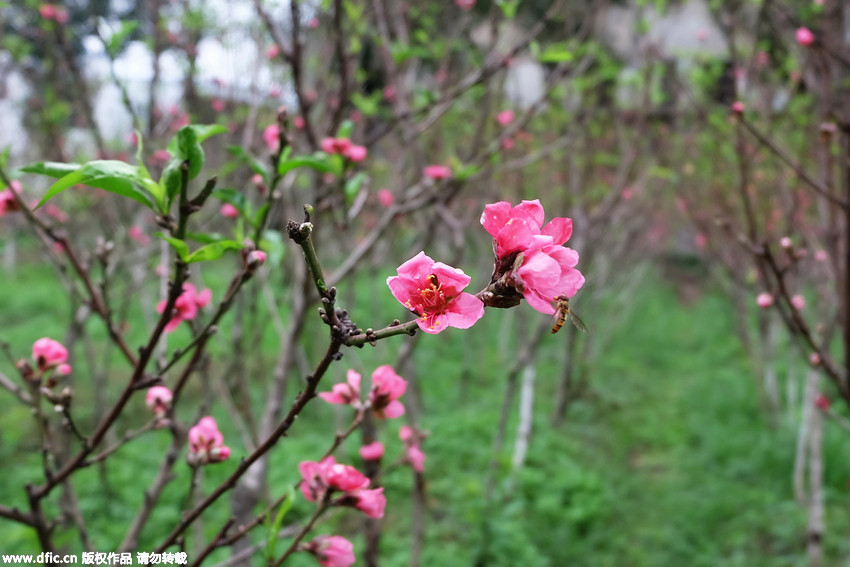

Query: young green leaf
left=35, top=160, right=155, bottom=210
left=277, top=154, right=335, bottom=176
left=186, top=240, right=243, bottom=263
left=21, top=161, right=81, bottom=178
left=155, top=232, right=191, bottom=263
left=265, top=486, right=295, bottom=563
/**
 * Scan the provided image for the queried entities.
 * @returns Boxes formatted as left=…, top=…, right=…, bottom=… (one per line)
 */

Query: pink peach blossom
left=369, top=365, right=407, bottom=419
left=307, top=17, right=320, bottom=29
left=756, top=293, right=773, bottom=308
left=360, top=441, right=384, bottom=461
left=387, top=252, right=485, bottom=333
left=211, top=98, right=226, bottom=112
left=779, top=236, right=792, bottom=249
left=188, top=417, right=230, bottom=463
left=221, top=203, right=239, bottom=219
left=377, top=188, right=395, bottom=208
left=156, top=283, right=212, bottom=332
left=814, top=249, right=828, bottom=262
left=480, top=199, right=573, bottom=258
left=266, top=44, right=280, bottom=60
left=305, top=535, right=355, bottom=567
left=0, top=181, right=22, bottom=216
left=152, top=149, right=171, bottom=165
left=128, top=225, right=151, bottom=246
left=814, top=394, right=829, bottom=409
left=496, top=110, right=514, bottom=126
left=456, top=0, right=475, bottom=10
left=251, top=173, right=264, bottom=185
left=39, top=4, right=57, bottom=20
left=319, top=369, right=361, bottom=407
left=501, top=138, right=515, bottom=150
left=145, top=386, right=173, bottom=416
left=346, top=145, right=368, bottom=162
left=263, top=124, right=280, bottom=152
left=348, top=487, right=386, bottom=518
left=423, top=165, right=452, bottom=180
left=294, top=116, right=306, bottom=130
left=383, top=85, right=397, bottom=101
left=791, top=294, right=806, bottom=310
left=299, top=457, right=337, bottom=502
left=32, top=337, right=69, bottom=372
left=326, top=463, right=370, bottom=492
left=399, top=425, right=426, bottom=472
left=796, top=27, right=814, bottom=47
left=811, top=353, right=822, bottom=366
left=321, top=137, right=353, bottom=155
left=731, top=101, right=745, bottom=113
left=513, top=236, right=585, bottom=314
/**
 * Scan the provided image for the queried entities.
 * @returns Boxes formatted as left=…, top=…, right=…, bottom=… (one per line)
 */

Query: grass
left=1, top=252, right=849, bottom=566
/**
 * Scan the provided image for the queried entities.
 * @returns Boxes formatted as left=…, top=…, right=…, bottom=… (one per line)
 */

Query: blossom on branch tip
left=0, top=181, right=22, bottom=216
left=481, top=199, right=573, bottom=258
left=188, top=417, right=230, bottom=464
left=377, top=188, right=395, bottom=208
left=145, top=386, right=173, bottom=417
left=796, top=27, right=814, bottom=46
left=756, top=293, right=773, bottom=309
left=156, top=283, right=212, bottom=333
left=360, top=441, right=385, bottom=461
left=304, top=535, right=355, bottom=567
left=424, top=165, right=452, bottom=180
left=399, top=425, right=426, bottom=473
left=369, top=365, right=407, bottom=418
left=247, top=250, right=267, bottom=269
left=319, top=369, right=362, bottom=407
left=263, top=124, right=280, bottom=152
left=496, top=110, right=514, bottom=126
left=32, top=337, right=69, bottom=373
left=387, top=252, right=485, bottom=334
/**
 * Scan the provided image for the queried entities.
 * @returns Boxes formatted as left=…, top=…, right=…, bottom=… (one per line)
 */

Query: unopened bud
left=247, top=250, right=267, bottom=269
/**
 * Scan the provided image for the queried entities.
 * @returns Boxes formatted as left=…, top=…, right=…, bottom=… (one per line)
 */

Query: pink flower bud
left=814, top=249, right=828, bottom=262
left=810, top=352, right=822, bottom=366
left=263, top=124, right=280, bottom=152
left=56, top=363, right=72, bottom=376
left=251, top=173, right=264, bottom=185
left=345, top=145, right=367, bottom=162
left=221, top=203, right=239, bottom=219
left=359, top=441, right=384, bottom=461
left=188, top=417, right=231, bottom=465
left=307, top=17, right=320, bottom=29
left=496, top=110, right=514, bottom=126
left=128, top=225, right=151, bottom=247
left=152, top=149, right=171, bottom=165
left=756, top=293, right=773, bottom=309
left=145, top=385, right=173, bottom=416
left=294, top=116, right=306, bottom=130
left=423, top=165, right=452, bottom=180
left=211, top=98, right=226, bottom=112
left=266, top=44, right=280, bottom=60
left=383, top=85, right=397, bottom=101
left=456, top=0, right=475, bottom=10
left=814, top=394, right=829, bottom=410
left=304, top=535, right=355, bottom=567
left=247, top=250, right=267, bottom=268
left=377, top=188, right=395, bottom=208
left=39, top=4, right=57, bottom=20
left=731, top=101, right=745, bottom=114
left=796, top=27, right=814, bottom=47
left=791, top=294, right=805, bottom=310
left=501, top=138, right=515, bottom=150
left=779, top=236, right=792, bottom=249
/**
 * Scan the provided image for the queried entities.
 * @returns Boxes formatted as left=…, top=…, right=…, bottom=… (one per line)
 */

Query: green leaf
left=35, top=160, right=155, bottom=210
left=156, top=232, right=190, bottom=262
left=336, top=120, right=355, bottom=139
left=106, top=20, right=139, bottom=56
left=175, top=124, right=229, bottom=145
left=253, top=203, right=270, bottom=229
left=538, top=42, right=574, bottom=64
left=344, top=172, right=368, bottom=205
left=186, top=240, right=243, bottom=263
left=185, top=231, right=228, bottom=245
left=226, top=146, right=270, bottom=179
left=21, top=161, right=81, bottom=178
left=496, top=0, right=521, bottom=18
left=277, top=153, right=335, bottom=176
left=167, top=127, right=204, bottom=181
left=265, top=486, right=295, bottom=562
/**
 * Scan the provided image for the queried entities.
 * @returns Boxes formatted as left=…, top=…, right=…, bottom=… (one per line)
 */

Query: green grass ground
left=2, top=257, right=850, bottom=566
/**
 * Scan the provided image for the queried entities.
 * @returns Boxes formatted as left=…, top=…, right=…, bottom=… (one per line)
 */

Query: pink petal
left=381, top=400, right=405, bottom=419
left=443, top=293, right=485, bottom=329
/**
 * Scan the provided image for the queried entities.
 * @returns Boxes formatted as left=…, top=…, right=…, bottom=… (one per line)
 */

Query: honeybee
left=551, top=295, right=588, bottom=334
